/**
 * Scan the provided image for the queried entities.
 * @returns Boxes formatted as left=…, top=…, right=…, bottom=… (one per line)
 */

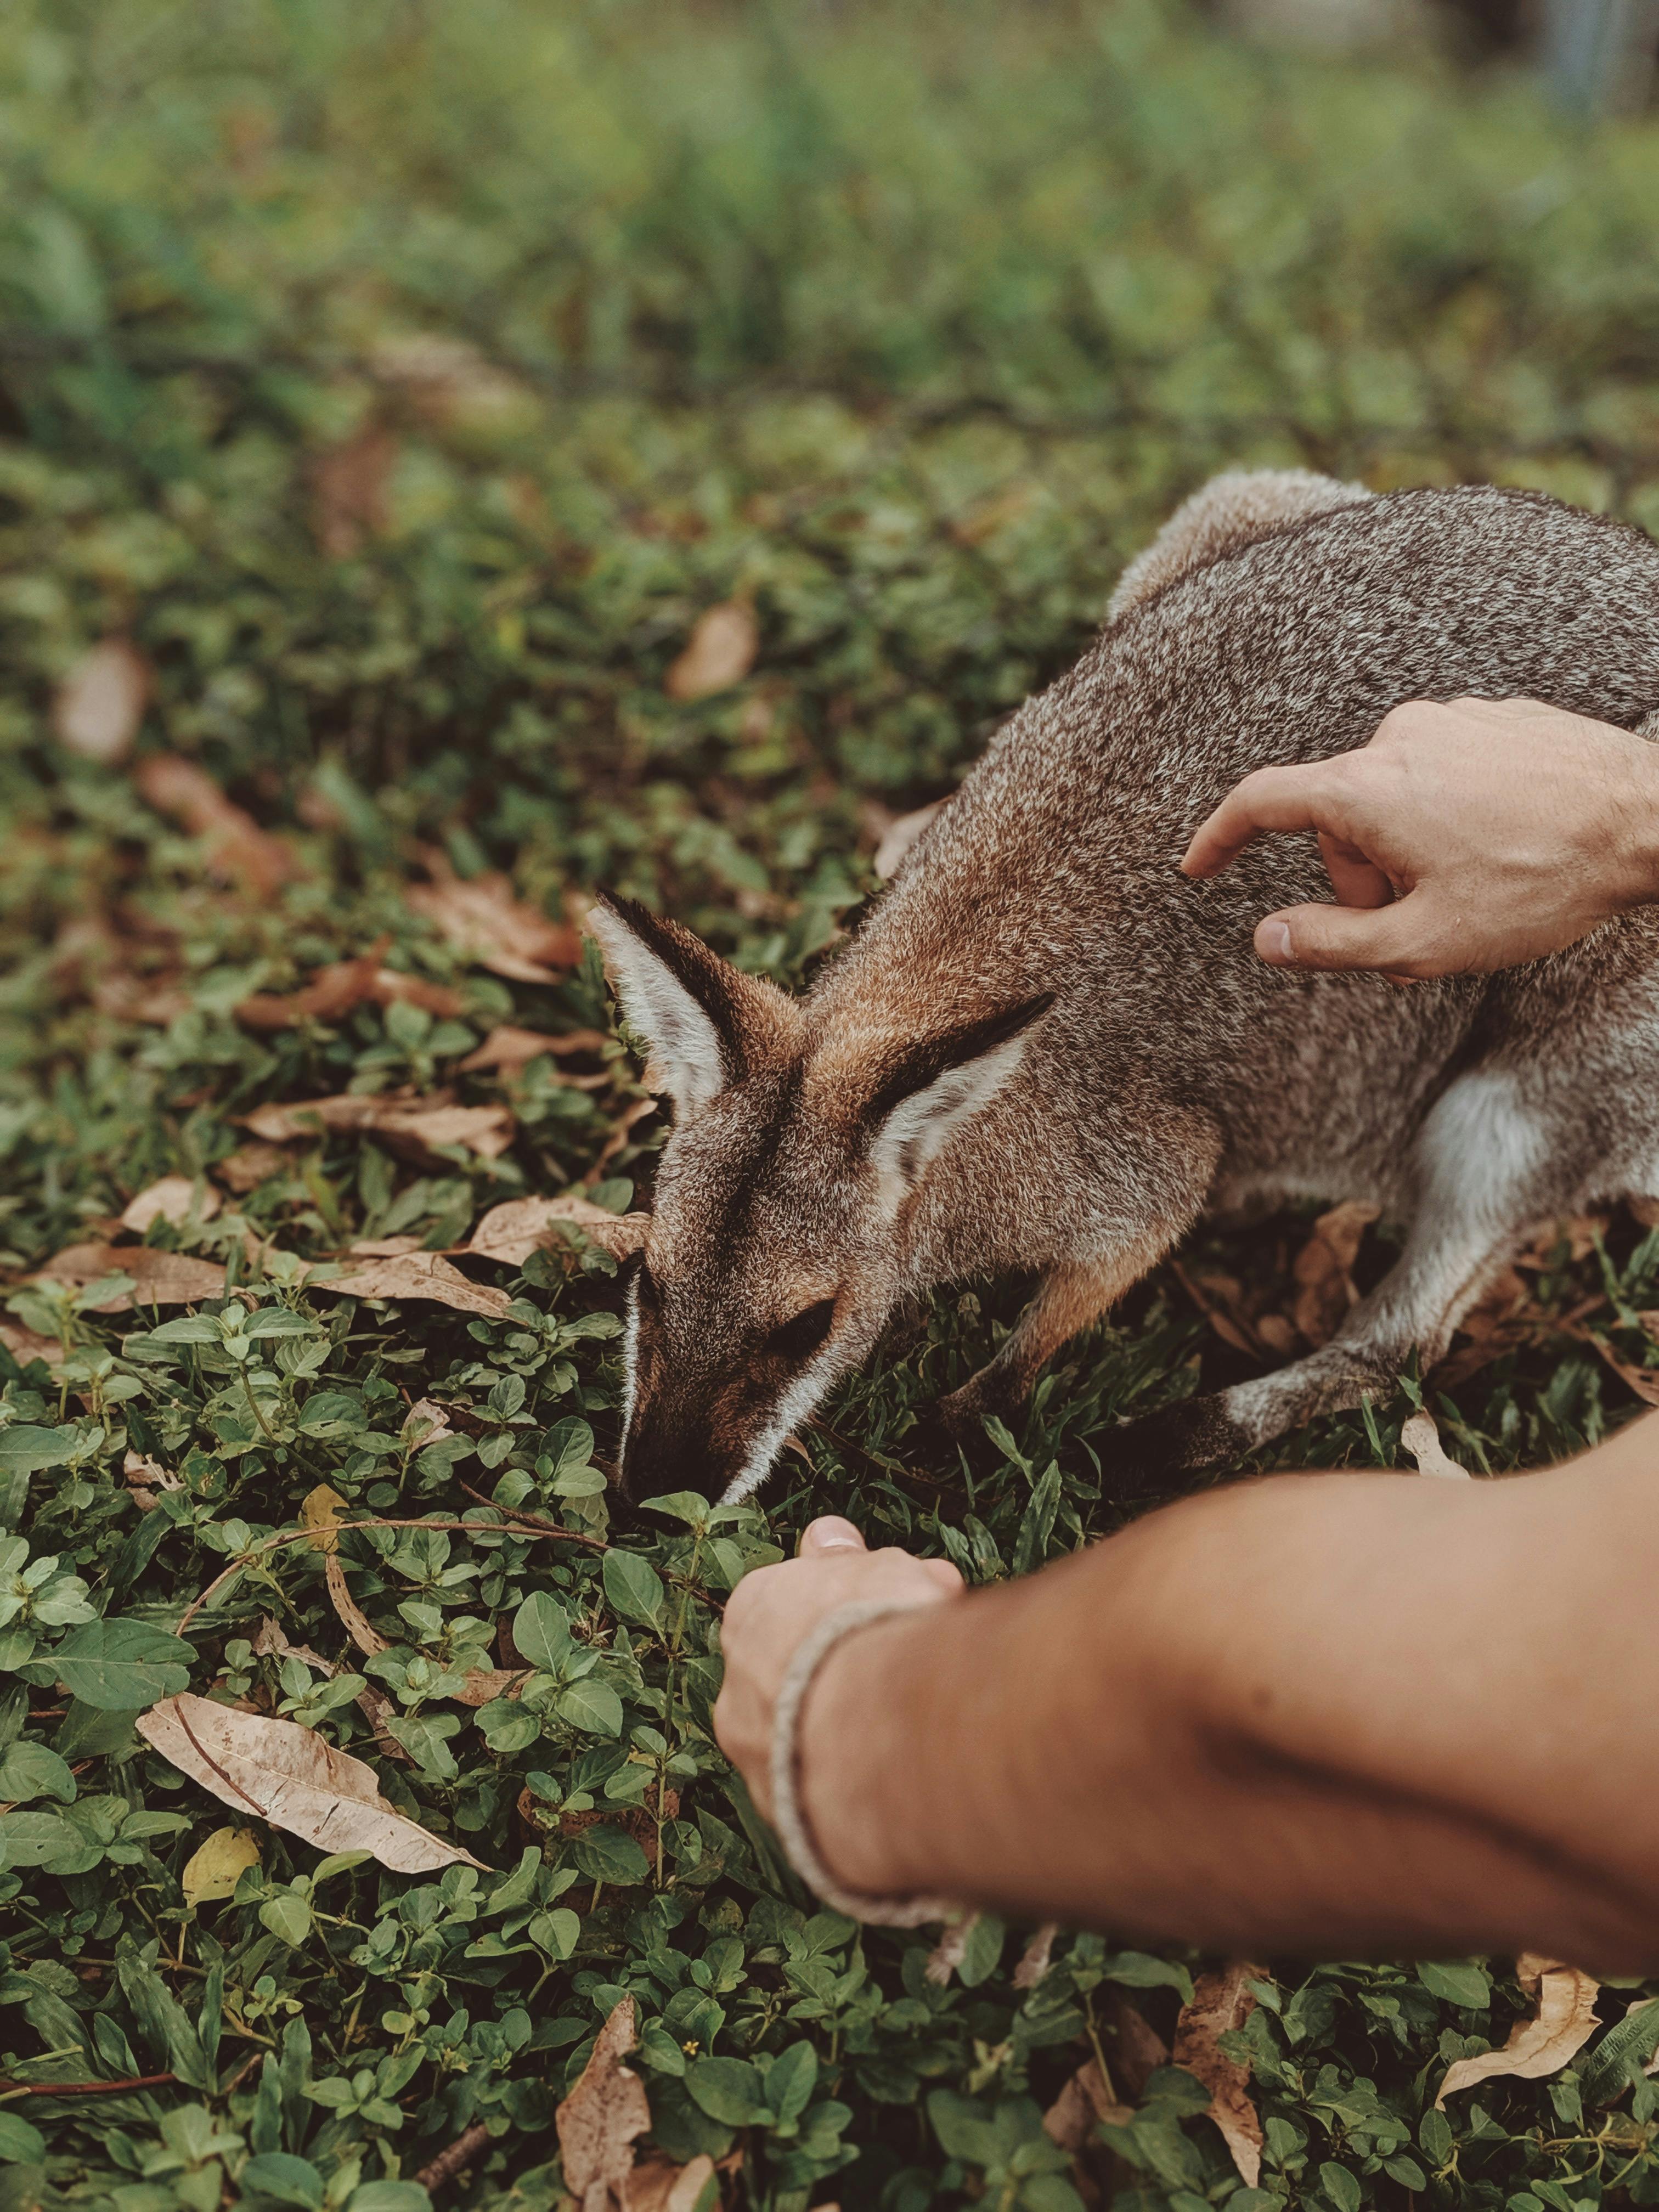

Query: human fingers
left=1180, top=763, right=1342, bottom=878
left=1317, top=830, right=1395, bottom=911
left=800, top=1515, right=866, bottom=1556
left=1254, top=892, right=1442, bottom=977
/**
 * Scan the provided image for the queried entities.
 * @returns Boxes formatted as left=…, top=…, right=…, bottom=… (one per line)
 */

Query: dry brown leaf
left=556, top=1996, right=652, bottom=2212
left=214, top=1141, right=290, bottom=1194
left=1013, top=1922, right=1060, bottom=1991
left=326, top=1556, right=389, bottom=1658
left=464, top=1194, right=650, bottom=1267
left=1043, top=2057, right=1133, bottom=2153
left=54, top=639, right=150, bottom=764
left=240, top=1091, right=514, bottom=1164
left=594, top=1096, right=659, bottom=1175
left=370, top=334, right=533, bottom=432
left=1, top=1319, right=59, bottom=1368
left=458, top=1024, right=610, bottom=1074
left=313, top=1250, right=514, bottom=1319
left=1100, top=1990, right=1171, bottom=2101
left=120, top=1176, right=222, bottom=1234
left=134, top=754, right=295, bottom=896
left=311, top=425, right=398, bottom=558
left=347, top=1237, right=424, bottom=1258
left=1291, top=1201, right=1380, bottom=1348
left=1566, top=1321, right=1659, bottom=1408
left=180, top=1825, right=262, bottom=1908
left=1172, top=1961, right=1266, bottom=2187
left=236, top=949, right=466, bottom=1031
left=1515, top=1215, right=1610, bottom=1269
left=124, top=1448, right=182, bottom=1513
left=407, top=868, right=582, bottom=985
left=1436, top=1956, right=1601, bottom=2107
left=452, top=1667, right=531, bottom=1708
left=625, top=2154, right=717, bottom=2212
left=402, top=1397, right=453, bottom=1446
left=34, top=1242, right=227, bottom=1312
left=253, top=1613, right=413, bottom=1762
left=872, top=799, right=946, bottom=881
left=137, top=1692, right=487, bottom=1874
left=665, top=601, right=758, bottom=701
left=1400, top=1410, right=1470, bottom=1480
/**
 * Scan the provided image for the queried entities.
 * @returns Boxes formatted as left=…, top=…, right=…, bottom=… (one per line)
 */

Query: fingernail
left=803, top=1515, right=863, bottom=1553
left=1260, top=919, right=1293, bottom=964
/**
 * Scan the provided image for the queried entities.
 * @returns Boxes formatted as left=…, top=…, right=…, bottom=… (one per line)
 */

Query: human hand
left=1180, top=696, right=1659, bottom=979
left=713, top=1515, right=962, bottom=1825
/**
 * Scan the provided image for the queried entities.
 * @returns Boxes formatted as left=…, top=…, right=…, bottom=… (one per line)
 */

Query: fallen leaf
left=1291, top=1201, right=1379, bottom=1347
left=402, top=1397, right=453, bottom=1446
left=665, top=601, right=758, bottom=701
left=370, top=333, right=533, bottom=432
left=311, top=425, right=398, bottom=558
left=1631, top=1196, right=1659, bottom=1230
left=124, top=1448, right=182, bottom=1513
left=1400, top=1410, right=1470, bottom=1478
left=134, top=754, right=295, bottom=897
left=252, top=1614, right=411, bottom=1762
left=1013, top=1922, right=1059, bottom=1990
left=1043, top=2057, right=1133, bottom=2153
left=34, top=1243, right=227, bottom=1312
left=872, top=799, right=946, bottom=881
left=556, top=1996, right=652, bottom=2212
left=1566, top=1321, right=1659, bottom=1408
left=312, top=1250, right=514, bottom=1319
left=347, top=1236, right=424, bottom=1258
left=451, top=1668, right=531, bottom=1708
left=54, top=639, right=149, bottom=764
left=1172, top=1960, right=1266, bottom=2186
left=457, top=1024, right=611, bottom=1077
left=464, top=1194, right=650, bottom=1267
left=625, top=2154, right=718, bottom=2212
left=1515, top=1215, right=1610, bottom=1269
left=557, top=1790, right=679, bottom=1874
left=593, top=1096, right=659, bottom=1175
left=1436, top=1956, right=1600, bottom=2107
left=0, top=1320, right=59, bottom=1368
left=138, top=1692, right=487, bottom=1874
left=214, top=1141, right=291, bottom=1194
left=120, top=1176, right=222, bottom=1234
left=240, top=1091, right=514, bottom=1164
left=301, top=1485, right=347, bottom=1555
left=407, top=867, right=582, bottom=985
left=1100, top=1990, right=1170, bottom=2101
left=181, top=1825, right=261, bottom=1908
left=235, top=947, right=466, bottom=1031
left=326, top=1556, right=388, bottom=1659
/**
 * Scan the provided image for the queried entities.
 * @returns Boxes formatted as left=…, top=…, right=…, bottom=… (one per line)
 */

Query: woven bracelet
left=767, top=1596, right=960, bottom=1928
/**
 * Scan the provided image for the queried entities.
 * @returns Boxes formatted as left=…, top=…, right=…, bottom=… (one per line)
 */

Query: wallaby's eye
left=766, top=1297, right=836, bottom=1365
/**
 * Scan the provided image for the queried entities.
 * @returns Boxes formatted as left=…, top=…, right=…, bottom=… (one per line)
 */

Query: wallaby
left=589, top=471, right=1659, bottom=1504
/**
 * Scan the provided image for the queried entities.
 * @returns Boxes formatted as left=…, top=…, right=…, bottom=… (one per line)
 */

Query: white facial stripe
left=718, top=1338, right=846, bottom=1505
left=618, top=1266, right=642, bottom=1464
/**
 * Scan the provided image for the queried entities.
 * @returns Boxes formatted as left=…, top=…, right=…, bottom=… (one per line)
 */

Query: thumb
left=1255, top=898, right=1427, bottom=976
left=799, top=1515, right=866, bottom=1557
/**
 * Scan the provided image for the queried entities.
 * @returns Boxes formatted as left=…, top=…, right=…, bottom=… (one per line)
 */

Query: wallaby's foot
left=1112, top=1393, right=1250, bottom=1492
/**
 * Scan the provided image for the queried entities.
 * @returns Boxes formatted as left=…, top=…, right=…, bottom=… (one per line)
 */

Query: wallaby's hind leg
left=938, top=1231, right=1180, bottom=1442
left=1115, top=1065, right=1609, bottom=1488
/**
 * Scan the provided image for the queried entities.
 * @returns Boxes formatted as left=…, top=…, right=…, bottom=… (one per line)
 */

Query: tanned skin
left=715, top=696, right=1659, bottom=1963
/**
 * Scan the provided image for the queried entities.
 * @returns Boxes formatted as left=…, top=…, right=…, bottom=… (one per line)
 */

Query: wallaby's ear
left=586, top=892, right=794, bottom=1115
left=865, top=994, right=1054, bottom=1191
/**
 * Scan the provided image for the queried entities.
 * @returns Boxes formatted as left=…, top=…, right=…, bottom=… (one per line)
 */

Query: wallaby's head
left=587, top=894, right=1052, bottom=1504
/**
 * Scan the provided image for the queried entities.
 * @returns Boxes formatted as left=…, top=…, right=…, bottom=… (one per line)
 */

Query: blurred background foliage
left=10, top=3, right=1659, bottom=2208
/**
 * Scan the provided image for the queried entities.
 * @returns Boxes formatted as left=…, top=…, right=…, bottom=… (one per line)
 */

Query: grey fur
left=594, top=474, right=1659, bottom=1500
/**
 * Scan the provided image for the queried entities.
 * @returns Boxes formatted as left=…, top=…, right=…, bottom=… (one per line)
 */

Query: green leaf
left=958, top=1912, right=1006, bottom=1989
left=0, top=1740, right=75, bottom=1804
left=47, top=1619, right=194, bottom=1708
left=1417, top=1961, right=1492, bottom=2011
left=146, top=1316, right=222, bottom=1346
left=1581, top=1999, right=1659, bottom=2104
left=261, top=1892, right=315, bottom=1946
left=641, top=1491, right=711, bottom=1527
left=567, top=1825, right=649, bottom=1885
left=1104, top=1950, right=1195, bottom=2005
left=346, top=2187, right=434, bottom=2212
left=1319, top=2162, right=1362, bottom=2212
left=603, top=1548, right=665, bottom=1628
left=556, top=1678, right=623, bottom=1737
left=767, top=2041, right=819, bottom=2124
left=0, top=1808, right=103, bottom=1874
left=0, top=2113, right=45, bottom=2164
left=242, top=2152, right=326, bottom=2209
left=513, top=1589, right=573, bottom=1673
left=0, top=1425, right=74, bottom=1474
left=687, top=2055, right=770, bottom=2126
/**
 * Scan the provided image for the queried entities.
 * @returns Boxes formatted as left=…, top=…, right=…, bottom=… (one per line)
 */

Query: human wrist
left=1604, top=729, right=1659, bottom=913
left=794, top=1604, right=944, bottom=1902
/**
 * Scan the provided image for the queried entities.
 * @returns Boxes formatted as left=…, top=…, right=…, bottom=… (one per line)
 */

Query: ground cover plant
left=10, top=2, right=1659, bottom=2208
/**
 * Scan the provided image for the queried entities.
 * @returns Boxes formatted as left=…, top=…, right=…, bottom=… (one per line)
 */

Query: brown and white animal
left=590, top=471, right=1659, bottom=1503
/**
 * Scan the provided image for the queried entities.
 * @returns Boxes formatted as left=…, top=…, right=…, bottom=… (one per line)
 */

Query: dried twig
left=416, top=2120, right=493, bottom=2192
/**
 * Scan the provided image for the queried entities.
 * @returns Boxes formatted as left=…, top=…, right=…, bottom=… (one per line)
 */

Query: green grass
left=8, top=4, right=1659, bottom=2209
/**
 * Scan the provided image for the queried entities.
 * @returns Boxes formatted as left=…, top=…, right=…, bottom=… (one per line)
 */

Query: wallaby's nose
left=617, top=1409, right=734, bottom=1507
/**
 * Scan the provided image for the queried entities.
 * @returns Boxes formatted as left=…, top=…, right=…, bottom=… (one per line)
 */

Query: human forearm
left=796, top=1435, right=1659, bottom=1961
